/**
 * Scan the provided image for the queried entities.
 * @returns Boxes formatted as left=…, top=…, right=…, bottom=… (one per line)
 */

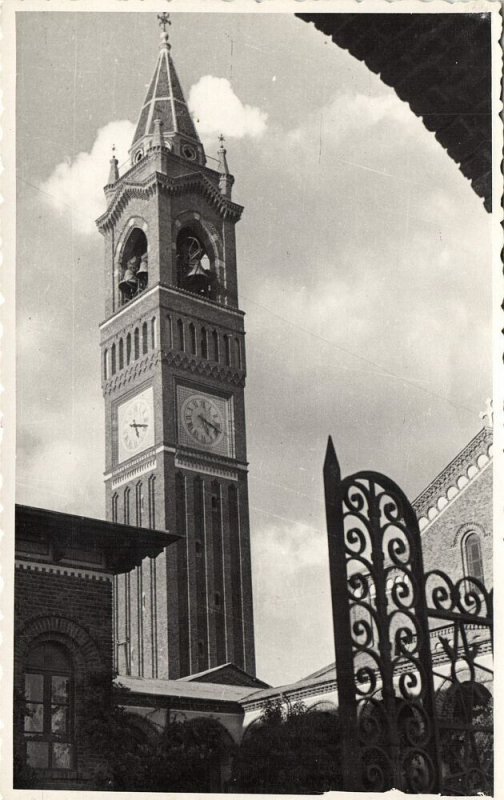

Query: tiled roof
left=115, top=675, right=252, bottom=704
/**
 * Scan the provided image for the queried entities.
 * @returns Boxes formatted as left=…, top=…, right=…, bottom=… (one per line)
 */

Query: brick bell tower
left=97, top=15, right=255, bottom=680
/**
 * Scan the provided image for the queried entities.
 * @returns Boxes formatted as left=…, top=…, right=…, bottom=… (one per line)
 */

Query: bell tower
left=97, top=16, right=255, bottom=680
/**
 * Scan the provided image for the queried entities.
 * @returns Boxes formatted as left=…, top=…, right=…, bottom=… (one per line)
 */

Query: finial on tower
left=217, top=134, right=233, bottom=197
left=107, top=144, right=119, bottom=185
left=158, top=12, right=171, bottom=50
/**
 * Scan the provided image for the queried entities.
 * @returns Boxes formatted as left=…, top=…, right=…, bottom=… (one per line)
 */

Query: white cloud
left=188, top=76, right=267, bottom=139
left=40, top=120, right=135, bottom=236
left=252, top=520, right=334, bottom=684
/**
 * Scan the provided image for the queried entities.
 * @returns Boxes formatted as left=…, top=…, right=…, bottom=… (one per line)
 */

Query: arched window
left=136, top=482, right=143, bottom=526
left=24, top=643, right=74, bottom=770
left=200, top=327, right=208, bottom=359
left=235, top=337, right=241, bottom=369
left=112, top=492, right=118, bottom=523
left=111, top=343, right=117, bottom=375
left=224, top=335, right=231, bottom=367
left=166, top=316, right=172, bottom=349
left=119, top=338, right=124, bottom=370
left=189, top=323, right=197, bottom=355
left=126, top=333, right=132, bottom=365
left=176, top=228, right=215, bottom=299
left=124, top=487, right=130, bottom=524
left=464, top=532, right=484, bottom=583
left=103, top=349, right=109, bottom=380
left=142, top=321, right=148, bottom=355
left=134, top=328, right=140, bottom=360
left=177, top=319, right=184, bottom=351
left=151, top=317, right=156, bottom=349
left=212, top=330, right=219, bottom=362
left=148, top=475, right=156, bottom=529
left=118, top=228, right=148, bottom=307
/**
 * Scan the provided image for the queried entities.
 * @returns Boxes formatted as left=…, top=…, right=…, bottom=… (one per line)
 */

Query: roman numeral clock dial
left=182, top=396, right=224, bottom=446
left=177, top=387, right=233, bottom=457
left=117, top=387, right=155, bottom=463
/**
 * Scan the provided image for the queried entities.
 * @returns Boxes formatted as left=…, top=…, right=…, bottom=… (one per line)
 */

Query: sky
left=16, top=11, right=492, bottom=687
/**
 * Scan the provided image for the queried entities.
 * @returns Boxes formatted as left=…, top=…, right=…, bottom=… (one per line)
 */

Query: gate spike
left=324, top=436, right=341, bottom=483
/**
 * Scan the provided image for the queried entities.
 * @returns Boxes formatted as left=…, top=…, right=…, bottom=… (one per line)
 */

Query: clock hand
left=198, top=414, right=221, bottom=434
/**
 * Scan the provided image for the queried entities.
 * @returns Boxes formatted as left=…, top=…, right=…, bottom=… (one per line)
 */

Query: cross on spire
left=218, top=134, right=225, bottom=146
left=158, top=13, right=171, bottom=32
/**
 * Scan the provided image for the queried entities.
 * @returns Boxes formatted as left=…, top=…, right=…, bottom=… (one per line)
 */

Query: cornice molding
left=413, top=427, right=493, bottom=531
left=15, top=559, right=112, bottom=583
left=164, top=350, right=246, bottom=387
left=102, top=351, right=161, bottom=395
left=97, top=171, right=243, bottom=232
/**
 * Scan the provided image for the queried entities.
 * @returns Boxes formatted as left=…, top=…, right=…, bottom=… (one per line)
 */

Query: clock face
left=181, top=395, right=224, bottom=447
left=177, top=386, right=233, bottom=456
left=117, top=387, right=154, bottom=463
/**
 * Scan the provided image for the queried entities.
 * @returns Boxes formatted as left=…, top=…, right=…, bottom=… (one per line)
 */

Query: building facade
left=14, top=505, right=175, bottom=789
left=97, top=22, right=255, bottom=681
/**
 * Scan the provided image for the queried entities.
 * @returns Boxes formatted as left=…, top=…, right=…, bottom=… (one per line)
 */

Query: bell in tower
left=176, top=231, right=214, bottom=298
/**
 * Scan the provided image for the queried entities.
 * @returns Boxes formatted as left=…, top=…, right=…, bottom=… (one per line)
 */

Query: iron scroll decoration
left=324, top=438, right=441, bottom=793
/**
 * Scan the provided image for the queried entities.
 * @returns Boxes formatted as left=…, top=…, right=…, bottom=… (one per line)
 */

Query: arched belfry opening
left=119, top=228, right=149, bottom=305
left=176, top=228, right=216, bottom=300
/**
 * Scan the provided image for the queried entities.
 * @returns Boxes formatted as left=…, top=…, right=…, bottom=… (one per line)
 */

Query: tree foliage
left=231, top=698, right=343, bottom=793
left=81, top=673, right=233, bottom=791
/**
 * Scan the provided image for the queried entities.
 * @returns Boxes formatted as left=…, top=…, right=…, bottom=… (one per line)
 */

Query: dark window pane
left=51, top=676, right=69, bottom=703
left=27, top=643, right=70, bottom=672
left=26, top=741, right=49, bottom=768
left=24, top=703, right=44, bottom=732
left=52, top=742, right=73, bottom=769
left=25, top=673, right=44, bottom=702
left=51, top=705, right=67, bottom=734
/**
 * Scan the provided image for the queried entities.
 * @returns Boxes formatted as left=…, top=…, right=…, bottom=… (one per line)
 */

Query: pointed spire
left=107, top=145, right=119, bottom=185
left=129, top=16, right=205, bottom=166
left=218, top=134, right=233, bottom=197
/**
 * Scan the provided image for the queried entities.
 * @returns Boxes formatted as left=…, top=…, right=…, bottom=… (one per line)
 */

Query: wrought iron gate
left=324, top=437, right=493, bottom=794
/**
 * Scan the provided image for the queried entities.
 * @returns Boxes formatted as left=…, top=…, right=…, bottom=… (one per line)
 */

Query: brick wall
left=420, top=465, right=492, bottom=587
left=15, top=565, right=113, bottom=788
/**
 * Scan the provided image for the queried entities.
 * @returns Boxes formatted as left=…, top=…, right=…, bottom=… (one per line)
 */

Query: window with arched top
left=224, top=335, right=231, bottom=367
left=112, top=492, right=118, bottom=523
left=124, top=487, right=130, bottom=525
left=189, top=323, right=197, bottom=355
left=212, top=330, right=219, bottom=362
left=177, top=319, right=184, bottom=351
left=119, top=338, right=124, bottom=370
left=111, top=343, right=117, bottom=375
left=103, top=349, right=109, bottom=380
left=201, top=327, right=208, bottom=359
left=142, top=322, right=148, bottom=355
left=126, top=333, right=132, bottom=365
left=24, top=642, right=74, bottom=770
left=134, top=328, right=140, bottom=360
left=176, top=228, right=216, bottom=299
left=235, top=338, right=241, bottom=369
left=151, top=317, right=156, bottom=349
left=464, top=531, right=484, bottom=583
left=166, top=316, right=172, bottom=349
left=118, top=228, right=148, bottom=307
left=136, top=482, right=143, bottom=526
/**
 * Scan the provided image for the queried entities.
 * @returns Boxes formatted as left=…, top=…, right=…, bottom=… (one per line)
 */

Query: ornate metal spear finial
left=218, top=134, right=225, bottom=147
left=157, top=12, right=172, bottom=50
left=158, top=12, right=171, bottom=33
